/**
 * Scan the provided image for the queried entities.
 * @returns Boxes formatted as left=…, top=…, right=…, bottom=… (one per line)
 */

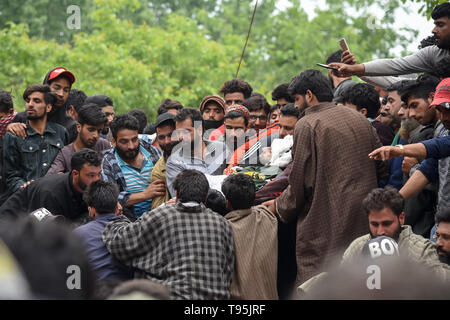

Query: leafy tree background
left=0, top=0, right=443, bottom=120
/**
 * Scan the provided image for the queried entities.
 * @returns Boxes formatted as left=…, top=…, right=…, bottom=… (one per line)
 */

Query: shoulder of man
left=342, top=234, right=371, bottom=261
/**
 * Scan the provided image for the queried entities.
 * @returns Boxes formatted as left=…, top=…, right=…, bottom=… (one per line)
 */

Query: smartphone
left=340, top=38, right=350, bottom=52
left=316, top=63, right=338, bottom=70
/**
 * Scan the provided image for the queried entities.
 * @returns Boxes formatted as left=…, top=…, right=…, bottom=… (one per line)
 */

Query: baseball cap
left=45, top=67, right=76, bottom=85
left=29, top=207, right=66, bottom=224
left=85, top=94, right=114, bottom=107
left=430, top=77, right=450, bottom=109
left=362, top=236, right=400, bottom=260
left=199, top=95, right=226, bottom=113
left=155, top=112, right=175, bottom=128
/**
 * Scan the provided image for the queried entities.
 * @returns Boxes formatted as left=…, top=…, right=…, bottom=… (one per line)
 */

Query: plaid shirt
left=101, top=140, right=161, bottom=213
left=0, top=111, right=17, bottom=138
left=102, top=202, right=235, bottom=300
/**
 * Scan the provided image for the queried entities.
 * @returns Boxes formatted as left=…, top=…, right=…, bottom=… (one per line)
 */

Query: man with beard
left=46, top=104, right=111, bottom=175
left=340, top=187, right=450, bottom=281
left=7, top=67, right=78, bottom=143
left=329, top=3, right=450, bottom=80
left=435, top=208, right=450, bottom=265
left=2, top=84, right=68, bottom=194
left=263, top=69, right=383, bottom=286
left=101, top=114, right=164, bottom=220
left=200, top=95, right=226, bottom=140
left=150, top=113, right=177, bottom=209
left=166, top=108, right=229, bottom=197
left=220, top=105, right=250, bottom=153
left=0, top=149, right=102, bottom=225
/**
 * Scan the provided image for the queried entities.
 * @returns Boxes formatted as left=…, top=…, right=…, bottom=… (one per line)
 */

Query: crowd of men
left=0, top=2, right=450, bottom=300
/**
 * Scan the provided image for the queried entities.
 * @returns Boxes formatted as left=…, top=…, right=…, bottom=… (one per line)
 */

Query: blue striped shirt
left=116, top=145, right=154, bottom=217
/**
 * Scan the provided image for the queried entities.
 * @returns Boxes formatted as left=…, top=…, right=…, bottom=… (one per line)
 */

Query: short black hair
left=0, top=90, right=13, bottom=113
left=399, top=75, right=441, bottom=105
left=174, top=108, right=203, bottom=126
left=271, top=83, right=294, bottom=103
left=109, top=113, right=140, bottom=140
left=205, top=189, right=228, bottom=216
left=224, top=111, right=249, bottom=127
left=66, top=89, right=87, bottom=112
left=435, top=207, right=450, bottom=224
left=157, top=99, right=183, bottom=115
left=220, top=79, right=253, bottom=99
left=128, top=109, right=148, bottom=134
left=143, top=123, right=156, bottom=135
left=431, top=2, right=450, bottom=20
left=71, top=149, right=102, bottom=172
left=0, top=218, right=95, bottom=299
left=386, top=80, right=415, bottom=93
left=288, top=69, right=334, bottom=103
left=221, top=174, right=255, bottom=210
left=280, top=103, right=300, bottom=118
left=326, top=50, right=343, bottom=64
left=77, top=103, right=108, bottom=127
left=173, top=169, right=209, bottom=204
left=83, top=180, right=119, bottom=214
left=243, top=95, right=271, bottom=115
left=341, top=83, right=380, bottom=119
left=362, top=186, right=404, bottom=217
left=23, top=84, right=57, bottom=106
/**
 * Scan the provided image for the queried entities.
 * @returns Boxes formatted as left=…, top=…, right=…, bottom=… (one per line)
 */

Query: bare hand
left=165, top=198, right=176, bottom=205
left=144, top=179, right=166, bottom=199
left=369, top=146, right=402, bottom=161
left=328, top=63, right=364, bottom=78
left=262, top=199, right=276, bottom=214
left=341, top=50, right=356, bottom=65
left=20, top=180, right=35, bottom=189
left=7, top=123, right=27, bottom=139
left=402, top=157, right=418, bottom=174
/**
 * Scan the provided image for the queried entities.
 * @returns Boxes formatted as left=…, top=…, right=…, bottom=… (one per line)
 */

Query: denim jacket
left=2, top=121, right=68, bottom=192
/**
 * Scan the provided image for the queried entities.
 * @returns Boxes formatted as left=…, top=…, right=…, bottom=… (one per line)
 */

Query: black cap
left=85, top=94, right=114, bottom=107
left=155, top=112, right=175, bottom=128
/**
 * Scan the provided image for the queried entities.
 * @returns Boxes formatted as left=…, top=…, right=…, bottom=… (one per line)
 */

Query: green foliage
left=0, top=0, right=435, bottom=120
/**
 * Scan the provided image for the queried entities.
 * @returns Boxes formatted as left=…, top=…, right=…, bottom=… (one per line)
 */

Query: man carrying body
left=102, top=169, right=235, bottom=300
left=0, top=149, right=102, bottom=224
left=263, top=69, right=383, bottom=285
left=166, top=108, right=229, bottom=197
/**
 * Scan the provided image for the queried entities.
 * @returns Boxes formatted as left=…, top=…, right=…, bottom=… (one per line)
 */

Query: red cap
left=430, top=77, right=450, bottom=109
left=47, top=67, right=76, bottom=85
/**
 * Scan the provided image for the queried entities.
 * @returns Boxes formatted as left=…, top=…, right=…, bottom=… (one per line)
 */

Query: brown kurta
left=150, top=157, right=170, bottom=209
left=276, top=102, right=382, bottom=285
left=225, top=205, right=278, bottom=300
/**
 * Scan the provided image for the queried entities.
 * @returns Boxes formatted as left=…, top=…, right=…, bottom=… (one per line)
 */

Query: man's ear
left=46, top=103, right=53, bottom=113
left=76, top=122, right=81, bottom=133
left=399, top=212, right=405, bottom=225
left=428, top=92, right=435, bottom=107
left=360, top=108, right=368, bottom=116
left=226, top=200, right=233, bottom=211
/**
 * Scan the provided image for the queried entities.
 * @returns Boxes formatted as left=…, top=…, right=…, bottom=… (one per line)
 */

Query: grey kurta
left=276, top=102, right=382, bottom=285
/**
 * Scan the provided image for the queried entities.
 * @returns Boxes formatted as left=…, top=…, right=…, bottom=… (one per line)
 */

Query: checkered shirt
left=102, top=202, right=235, bottom=300
left=101, top=140, right=161, bottom=206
